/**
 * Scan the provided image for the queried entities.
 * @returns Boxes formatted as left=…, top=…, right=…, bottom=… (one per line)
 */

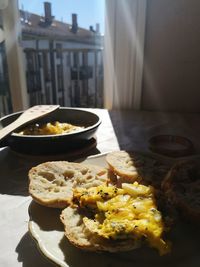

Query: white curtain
left=104, top=0, right=147, bottom=110
left=2, top=0, right=28, bottom=111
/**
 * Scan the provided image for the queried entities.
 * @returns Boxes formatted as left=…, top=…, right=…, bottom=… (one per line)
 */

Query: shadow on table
left=108, top=110, right=200, bottom=155
left=16, top=232, right=55, bottom=267
left=107, top=110, right=150, bottom=152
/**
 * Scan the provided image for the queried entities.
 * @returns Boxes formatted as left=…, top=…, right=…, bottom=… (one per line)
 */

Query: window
left=0, top=0, right=105, bottom=114
left=1, top=0, right=147, bottom=113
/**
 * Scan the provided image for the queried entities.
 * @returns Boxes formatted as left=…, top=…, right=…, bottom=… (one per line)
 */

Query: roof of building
left=20, top=10, right=102, bottom=45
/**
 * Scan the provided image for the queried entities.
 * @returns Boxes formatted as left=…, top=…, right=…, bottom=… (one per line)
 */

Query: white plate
left=29, top=153, right=200, bottom=267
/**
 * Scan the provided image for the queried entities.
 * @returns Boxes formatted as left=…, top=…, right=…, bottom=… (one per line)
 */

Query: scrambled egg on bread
left=73, top=182, right=171, bottom=255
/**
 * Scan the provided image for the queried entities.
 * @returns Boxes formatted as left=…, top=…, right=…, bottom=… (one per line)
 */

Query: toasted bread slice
left=29, top=161, right=109, bottom=208
left=60, top=206, right=141, bottom=252
left=106, top=151, right=140, bottom=182
left=162, top=160, right=200, bottom=222
left=106, top=151, right=170, bottom=189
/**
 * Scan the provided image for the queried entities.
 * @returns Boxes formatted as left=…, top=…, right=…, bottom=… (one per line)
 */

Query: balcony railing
left=24, top=47, right=104, bottom=108
left=0, top=42, right=12, bottom=116
left=0, top=46, right=104, bottom=116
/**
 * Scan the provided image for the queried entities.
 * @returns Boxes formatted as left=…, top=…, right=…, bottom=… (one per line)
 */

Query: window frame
left=1, top=0, right=147, bottom=111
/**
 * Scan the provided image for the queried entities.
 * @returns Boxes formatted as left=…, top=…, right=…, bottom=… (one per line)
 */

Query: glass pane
left=0, top=10, right=12, bottom=115
left=18, top=0, right=105, bottom=108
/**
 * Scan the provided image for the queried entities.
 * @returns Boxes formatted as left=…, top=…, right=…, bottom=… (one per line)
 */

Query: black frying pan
left=0, top=107, right=101, bottom=155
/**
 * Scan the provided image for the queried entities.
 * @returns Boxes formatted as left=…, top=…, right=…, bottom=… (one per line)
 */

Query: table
left=1, top=109, right=200, bottom=267
left=108, top=110, right=200, bottom=154
left=0, top=108, right=119, bottom=267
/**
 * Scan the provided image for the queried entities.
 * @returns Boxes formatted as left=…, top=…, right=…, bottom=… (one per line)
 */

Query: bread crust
left=106, top=151, right=170, bottom=190
left=162, top=160, right=200, bottom=222
left=29, top=161, right=109, bottom=208
left=60, top=206, right=141, bottom=252
left=106, top=151, right=140, bottom=182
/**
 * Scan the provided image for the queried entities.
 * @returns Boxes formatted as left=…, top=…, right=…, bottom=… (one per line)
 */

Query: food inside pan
left=17, top=121, right=84, bottom=135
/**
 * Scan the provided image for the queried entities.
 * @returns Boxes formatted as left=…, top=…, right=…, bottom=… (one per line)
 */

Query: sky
left=18, top=0, right=105, bottom=33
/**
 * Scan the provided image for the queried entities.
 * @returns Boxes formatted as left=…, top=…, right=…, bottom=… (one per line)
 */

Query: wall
left=142, top=0, right=200, bottom=112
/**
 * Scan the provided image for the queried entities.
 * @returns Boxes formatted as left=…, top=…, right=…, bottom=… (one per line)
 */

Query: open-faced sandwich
left=28, top=151, right=172, bottom=255
left=60, top=182, right=171, bottom=255
left=29, top=161, right=110, bottom=208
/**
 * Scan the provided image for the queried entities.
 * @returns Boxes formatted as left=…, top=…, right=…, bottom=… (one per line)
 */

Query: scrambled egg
left=73, top=182, right=171, bottom=255
left=18, top=121, right=84, bottom=135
